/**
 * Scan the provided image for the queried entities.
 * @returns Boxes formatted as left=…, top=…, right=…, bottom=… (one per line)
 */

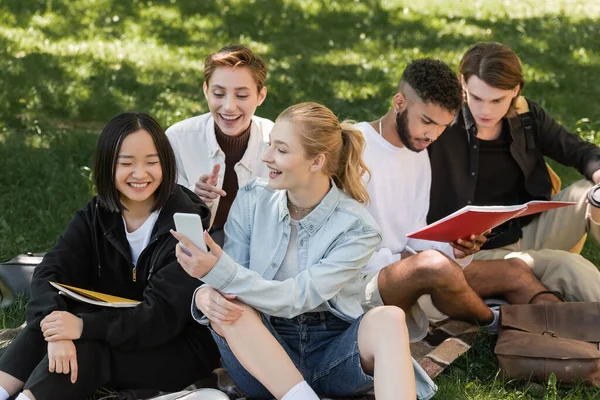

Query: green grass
left=1, top=0, right=599, bottom=398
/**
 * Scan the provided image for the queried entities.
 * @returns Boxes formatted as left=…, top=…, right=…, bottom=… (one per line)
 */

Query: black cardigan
left=26, top=185, right=217, bottom=361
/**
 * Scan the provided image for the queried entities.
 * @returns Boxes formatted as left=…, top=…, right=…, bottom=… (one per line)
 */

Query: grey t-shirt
left=273, top=219, right=327, bottom=312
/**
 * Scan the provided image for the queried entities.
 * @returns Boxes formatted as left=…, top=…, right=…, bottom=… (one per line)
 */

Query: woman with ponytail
left=171, top=102, right=418, bottom=399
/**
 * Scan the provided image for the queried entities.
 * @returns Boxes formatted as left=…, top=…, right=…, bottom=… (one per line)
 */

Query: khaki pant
left=474, top=179, right=600, bottom=302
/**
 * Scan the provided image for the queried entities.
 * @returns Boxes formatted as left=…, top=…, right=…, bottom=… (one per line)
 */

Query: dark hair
left=93, top=113, right=177, bottom=212
left=204, top=44, right=267, bottom=92
left=459, top=42, right=524, bottom=110
left=399, top=58, right=462, bottom=112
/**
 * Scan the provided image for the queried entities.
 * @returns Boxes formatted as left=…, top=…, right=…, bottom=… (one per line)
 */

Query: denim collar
left=277, top=180, right=340, bottom=236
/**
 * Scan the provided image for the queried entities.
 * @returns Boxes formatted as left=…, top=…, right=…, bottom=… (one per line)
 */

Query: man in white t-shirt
left=358, top=59, right=557, bottom=341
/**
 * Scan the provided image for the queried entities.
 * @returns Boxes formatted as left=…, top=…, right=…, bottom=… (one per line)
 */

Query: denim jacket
left=194, top=179, right=438, bottom=400
left=198, top=178, right=382, bottom=322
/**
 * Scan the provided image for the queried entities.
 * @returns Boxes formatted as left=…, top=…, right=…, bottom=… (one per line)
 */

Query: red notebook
left=407, top=201, right=576, bottom=243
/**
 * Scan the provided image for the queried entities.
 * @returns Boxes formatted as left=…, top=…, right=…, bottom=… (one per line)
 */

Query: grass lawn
left=1, top=0, right=599, bottom=398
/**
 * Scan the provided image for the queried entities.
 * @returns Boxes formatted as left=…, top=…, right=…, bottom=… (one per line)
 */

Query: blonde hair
left=204, top=44, right=267, bottom=92
left=277, top=102, right=370, bottom=204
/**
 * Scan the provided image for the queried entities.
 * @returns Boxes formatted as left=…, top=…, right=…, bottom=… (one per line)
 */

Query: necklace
left=287, top=196, right=317, bottom=214
left=378, top=117, right=384, bottom=137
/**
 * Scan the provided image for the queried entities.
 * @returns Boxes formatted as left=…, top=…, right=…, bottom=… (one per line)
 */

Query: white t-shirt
left=355, top=122, right=470, bottom=274
left=124, top=211, right=160, bottom=266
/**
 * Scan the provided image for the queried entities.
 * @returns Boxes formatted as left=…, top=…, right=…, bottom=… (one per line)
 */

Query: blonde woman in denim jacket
left=172, top=103, right=431, bottom=400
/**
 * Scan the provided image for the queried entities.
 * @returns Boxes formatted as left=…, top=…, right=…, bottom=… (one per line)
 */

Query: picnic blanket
left=0, top=315, right=479, bottom=400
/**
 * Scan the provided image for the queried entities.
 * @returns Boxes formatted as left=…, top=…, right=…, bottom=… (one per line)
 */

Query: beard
left=395, top=108, right=423, bottom=153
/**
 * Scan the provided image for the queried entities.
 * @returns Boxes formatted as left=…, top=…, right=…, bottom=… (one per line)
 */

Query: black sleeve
left=77, top=241, right=200, bottom=350
left=532, top=100, right=600, bottom=180
left=26, top=203, right=95, bottom=329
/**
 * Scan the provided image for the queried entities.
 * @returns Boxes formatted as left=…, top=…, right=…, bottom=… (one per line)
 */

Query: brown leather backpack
left=494, top=302, right=600, bottom=386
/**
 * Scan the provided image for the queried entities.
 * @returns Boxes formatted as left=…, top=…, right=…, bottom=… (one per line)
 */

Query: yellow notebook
left=50, top=282, right=141, bottom=308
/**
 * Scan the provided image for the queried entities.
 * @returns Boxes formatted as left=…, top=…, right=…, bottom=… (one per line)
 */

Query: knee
left=505, top=258, right=533, bottom=276
left=568, top=179, right=593, bottom=199
left=414, top=250, right=463, bottom=285
left=361, top=306, right=408, bottom=338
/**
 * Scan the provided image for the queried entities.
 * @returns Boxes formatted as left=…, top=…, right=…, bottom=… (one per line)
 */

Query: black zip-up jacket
left=427, top=98, right=600, bottom=248
left=26, top=185, right=218, bottom=361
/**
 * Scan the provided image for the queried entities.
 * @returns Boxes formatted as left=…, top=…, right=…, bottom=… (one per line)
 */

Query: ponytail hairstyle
left=459, top=42, right=525, bottom=112
left=276, top=102, right=370, bottom=204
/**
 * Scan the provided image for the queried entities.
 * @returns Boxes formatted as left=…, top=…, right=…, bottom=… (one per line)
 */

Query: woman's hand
left=41, top=311, right=83, bottom=342
left=195, top=286, right=244, bottom=325
left=194, top=164, right=227, bottom=207
left=451, top=233, right=487, bottom=258
left=171, top=230, right=223, bottom=279
left=47, top=339, right=78, bottom=383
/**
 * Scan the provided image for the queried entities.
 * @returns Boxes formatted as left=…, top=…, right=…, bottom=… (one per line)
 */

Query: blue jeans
left=211, top=312, right=374, bottom=398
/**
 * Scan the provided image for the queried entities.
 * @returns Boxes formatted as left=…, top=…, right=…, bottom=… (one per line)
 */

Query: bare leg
left=22, top=390, right=36, bottom=400
left=378, top=250, right=494, bottom=324
left=211, top=302, right=306, bottom=400
left=464, top=258, right=562, bottom=304
left=358, top=307, right=416, bottom=400
left=0, top=371, right=23, bottom=396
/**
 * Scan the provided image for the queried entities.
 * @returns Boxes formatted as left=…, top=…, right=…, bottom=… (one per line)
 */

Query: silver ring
left=216, top=297, right=221, bottom=306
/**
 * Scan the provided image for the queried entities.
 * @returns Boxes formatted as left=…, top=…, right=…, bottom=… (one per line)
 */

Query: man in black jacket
left=428, top=42, right=600, bottom=303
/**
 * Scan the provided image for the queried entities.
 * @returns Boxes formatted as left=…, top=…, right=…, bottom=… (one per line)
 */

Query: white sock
left=16, top=392, right=32, bottom=400
left=281, top=381, right=319, bottom=400
left=0, top=386, right=9, bottom=400
left=483, top=306, right=500, bottom=334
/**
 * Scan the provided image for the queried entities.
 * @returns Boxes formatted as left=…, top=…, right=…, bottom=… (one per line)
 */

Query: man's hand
left=194, top=164, right=226, bottom=206
left=41, top=311, right=83, bottom=342
left=451, top=233, right=487, bottom=258
left=48, top=340, right=78, bottom=383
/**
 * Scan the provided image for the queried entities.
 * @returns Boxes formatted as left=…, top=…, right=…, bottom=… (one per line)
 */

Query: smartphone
left=173, top=213, right=208, bottom=254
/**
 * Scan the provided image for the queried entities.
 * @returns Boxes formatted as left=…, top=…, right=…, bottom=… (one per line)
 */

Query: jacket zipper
left=134, top=236, right=160, bottom=282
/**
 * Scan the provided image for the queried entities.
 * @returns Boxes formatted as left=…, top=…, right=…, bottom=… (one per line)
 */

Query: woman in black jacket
left=0, top=113, right=219, bottom=400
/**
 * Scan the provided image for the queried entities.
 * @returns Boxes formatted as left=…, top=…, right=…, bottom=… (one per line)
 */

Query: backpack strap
left=514, top=96, right=536, bottom=150
left=515, top=96, right=562, bottom=194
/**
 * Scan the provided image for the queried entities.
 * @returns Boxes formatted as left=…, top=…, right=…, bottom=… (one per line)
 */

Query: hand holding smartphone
left=173, top=213, right=208, bottom=254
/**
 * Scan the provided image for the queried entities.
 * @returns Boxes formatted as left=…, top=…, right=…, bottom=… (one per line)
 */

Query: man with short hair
left=356, top=59, right=557, bottom=344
